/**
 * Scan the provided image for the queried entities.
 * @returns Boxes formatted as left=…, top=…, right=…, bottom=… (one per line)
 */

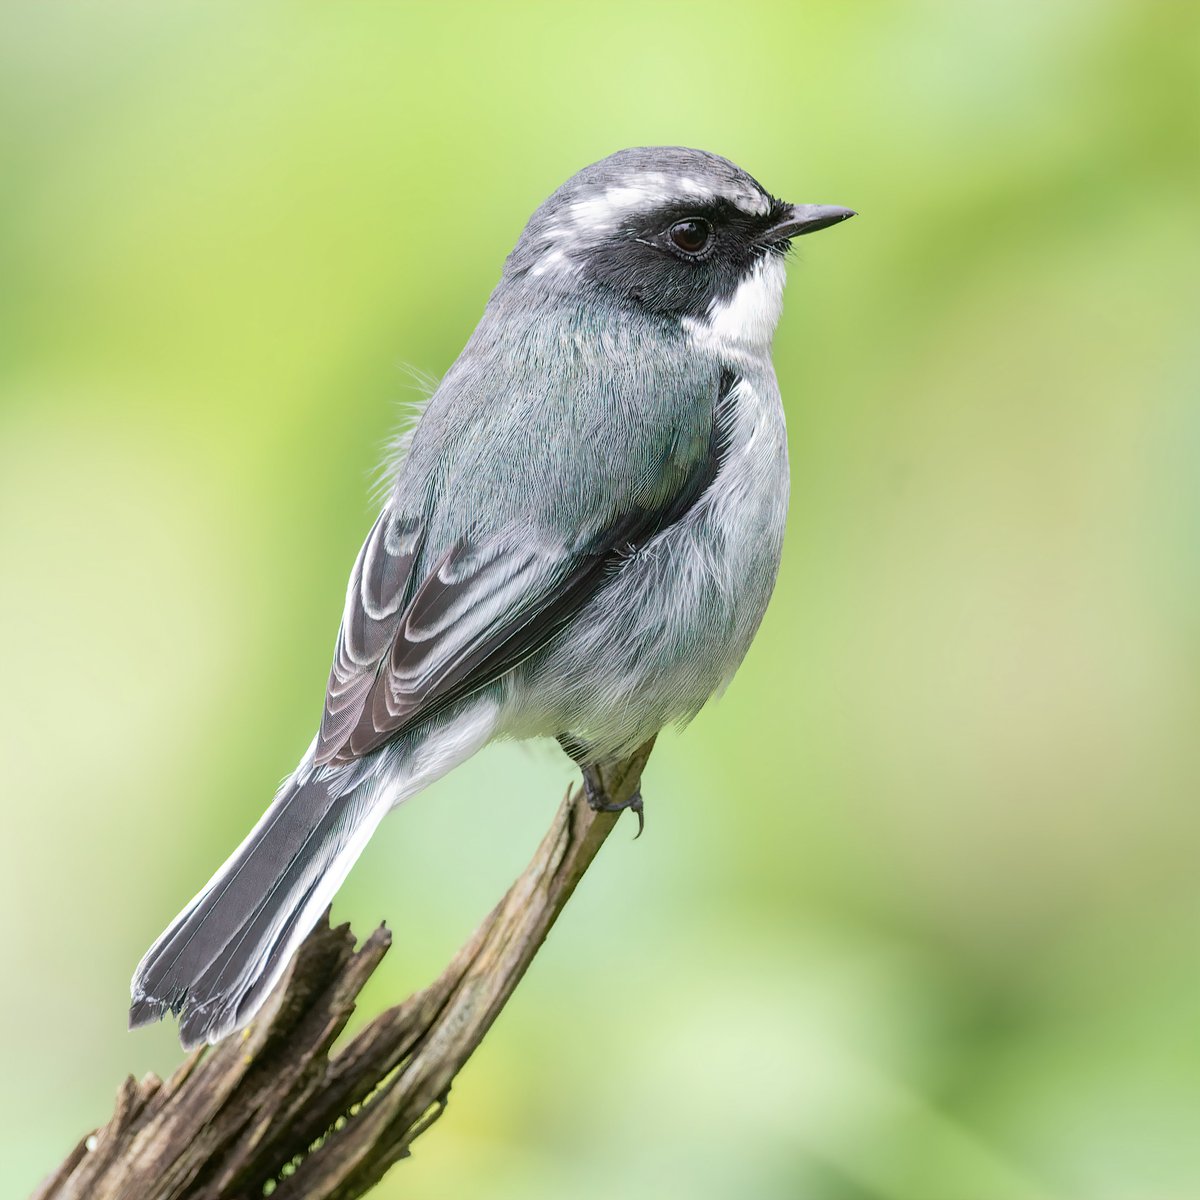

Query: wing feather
left=315, top=509, right=423, bottom=760
left=314, top=369, right=737, bottom=767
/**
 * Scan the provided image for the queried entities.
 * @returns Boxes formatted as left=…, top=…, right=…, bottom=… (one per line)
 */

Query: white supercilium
left=566, top=172, right=769, bottom=236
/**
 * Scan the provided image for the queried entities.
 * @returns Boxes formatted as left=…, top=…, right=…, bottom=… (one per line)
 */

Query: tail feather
left=130, top=766, right=386, bottom=1049
left=131, top=699, right=501, bottom=1049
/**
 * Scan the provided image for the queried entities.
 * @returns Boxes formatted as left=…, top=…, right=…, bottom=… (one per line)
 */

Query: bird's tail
left=129, top=763, right=388, bottom=1049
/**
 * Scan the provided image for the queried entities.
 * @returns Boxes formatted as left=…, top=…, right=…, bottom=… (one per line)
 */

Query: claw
left=580, top=766, right=644, bottom=838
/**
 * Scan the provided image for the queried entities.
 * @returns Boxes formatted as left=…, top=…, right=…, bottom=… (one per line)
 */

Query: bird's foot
left=581, top=766, right=644, bottom=839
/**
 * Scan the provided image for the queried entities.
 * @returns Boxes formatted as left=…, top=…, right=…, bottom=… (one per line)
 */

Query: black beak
left=765, top=203, right=856, bottom=242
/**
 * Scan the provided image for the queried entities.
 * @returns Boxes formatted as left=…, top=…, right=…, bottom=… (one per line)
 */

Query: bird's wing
left=314, top=373, right=736, bottom=766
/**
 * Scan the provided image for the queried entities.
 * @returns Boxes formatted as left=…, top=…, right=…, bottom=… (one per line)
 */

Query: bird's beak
left=764, top=204, right=856, bottom=243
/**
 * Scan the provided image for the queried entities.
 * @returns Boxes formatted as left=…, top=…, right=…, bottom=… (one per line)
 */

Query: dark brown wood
left=33, top=742, right=653, bottom=1200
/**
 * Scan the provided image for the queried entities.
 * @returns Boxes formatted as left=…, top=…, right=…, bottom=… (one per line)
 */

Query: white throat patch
left=682, top=255, right=787, bottom=360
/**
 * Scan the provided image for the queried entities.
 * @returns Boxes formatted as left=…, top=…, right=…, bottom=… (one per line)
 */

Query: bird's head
left=503, top=146, right=854, bottom=353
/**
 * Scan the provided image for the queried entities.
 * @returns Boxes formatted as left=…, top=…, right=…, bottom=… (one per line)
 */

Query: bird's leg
left=557, top=736, right=645, bottom=838
left=580, top=764, right=645, bottom=839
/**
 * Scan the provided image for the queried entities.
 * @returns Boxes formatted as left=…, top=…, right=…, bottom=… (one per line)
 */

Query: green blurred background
left=2, top=2, right=1198, bottom=1197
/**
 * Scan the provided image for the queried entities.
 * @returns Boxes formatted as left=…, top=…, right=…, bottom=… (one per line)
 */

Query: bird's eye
left=668, top=218, right=712, bottom=256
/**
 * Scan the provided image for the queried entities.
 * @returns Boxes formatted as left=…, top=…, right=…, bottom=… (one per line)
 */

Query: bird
left=129, top=146, right=855, bottom=1050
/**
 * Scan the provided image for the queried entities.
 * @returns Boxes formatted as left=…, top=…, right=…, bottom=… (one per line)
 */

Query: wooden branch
left=35, top=741, right=654, bottom=1200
